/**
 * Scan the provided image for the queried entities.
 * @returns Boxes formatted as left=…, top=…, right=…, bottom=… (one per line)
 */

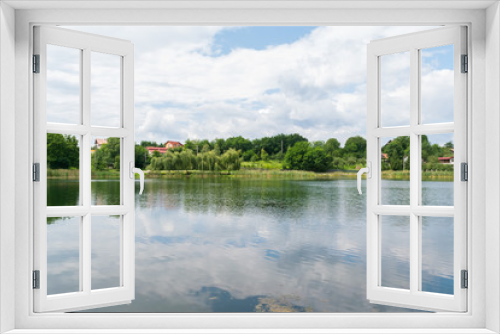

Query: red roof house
left=438, top=156, right=454, bottom=164
left=146, top=141, right=184, bottom=155
left=165, top=141, right=183, bottom=149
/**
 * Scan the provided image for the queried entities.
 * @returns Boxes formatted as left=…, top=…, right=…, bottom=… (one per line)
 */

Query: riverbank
left=47, top=168, right=454, bottom=181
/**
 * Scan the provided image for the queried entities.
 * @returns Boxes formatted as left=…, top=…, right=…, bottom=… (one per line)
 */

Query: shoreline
left=47, top=168, right=454, bottom=182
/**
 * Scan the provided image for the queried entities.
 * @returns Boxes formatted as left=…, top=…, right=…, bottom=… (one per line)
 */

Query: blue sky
left=53, top=25, right=454, bottom=145
left=212, top=26, right=316, bottom=55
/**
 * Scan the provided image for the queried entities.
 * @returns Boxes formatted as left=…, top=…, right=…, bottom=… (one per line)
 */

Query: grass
left=241, top=161, right=284, bottom=170
left=47, top=168, right=120, bottom=179
left=48, top=168, right=454, bottom=181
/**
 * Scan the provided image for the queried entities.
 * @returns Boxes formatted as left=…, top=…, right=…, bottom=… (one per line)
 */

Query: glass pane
left=421, top=216, right=454, bottom=295
left=91, top=52, right=121, bottom=128
left=421, top=133, right=454, bottom=206
left=381, top=136, right=410, bottom=205
left=381, top=215, right=410, bottom=290
left=46, top=44, right=81, bottom=124
left=47, top=216, right=80, bottom=295
left=91, top=137, right=121, bottom=205
left=421, top=45, right=454, bottom=124
left=380, top=51, right=410, bottom=127
left=47, top=133, right=80, bottom=206
left=91, top=215, right=121, bottom=290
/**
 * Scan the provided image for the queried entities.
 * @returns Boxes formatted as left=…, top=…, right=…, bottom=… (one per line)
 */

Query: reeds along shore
left=47, top=168, right=454, bottom=181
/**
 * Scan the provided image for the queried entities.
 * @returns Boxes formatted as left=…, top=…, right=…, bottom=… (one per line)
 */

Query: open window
left=365, top=26, right=467, bottom=312
left=33, top=26, right=136, bottom=312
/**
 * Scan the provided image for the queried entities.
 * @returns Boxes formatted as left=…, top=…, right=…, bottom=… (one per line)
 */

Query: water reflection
left=46, top=178, right=453, bottom=312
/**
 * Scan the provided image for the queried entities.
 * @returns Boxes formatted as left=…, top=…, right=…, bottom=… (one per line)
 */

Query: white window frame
left=33, top=25, right=135, bottom=313
left=1, top=1, right=499, bottom=333
left=366, top=26, right=468, bottom=312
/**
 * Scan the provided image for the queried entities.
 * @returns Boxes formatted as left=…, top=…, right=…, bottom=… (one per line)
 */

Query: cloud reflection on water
left=46, top=178, right=453, bottom=312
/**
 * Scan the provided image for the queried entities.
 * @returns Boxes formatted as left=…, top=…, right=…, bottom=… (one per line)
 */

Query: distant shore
left=47, top=168, right=453, bottom=181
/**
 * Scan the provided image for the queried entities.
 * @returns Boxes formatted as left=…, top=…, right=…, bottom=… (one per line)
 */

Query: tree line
left=46, top=133, right=454, bottom=173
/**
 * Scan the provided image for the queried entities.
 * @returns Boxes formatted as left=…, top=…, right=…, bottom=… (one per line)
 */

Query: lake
left=46, top=177, right=454, bottom=312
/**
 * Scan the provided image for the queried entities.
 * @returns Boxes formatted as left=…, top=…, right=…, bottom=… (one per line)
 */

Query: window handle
left=357, top=162, right=371, bottom=195
left=129, top=162, right=145, bottom=195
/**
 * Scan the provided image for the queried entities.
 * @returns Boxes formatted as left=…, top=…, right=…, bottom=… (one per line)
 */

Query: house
left=438, top=156, right=454, bottom=164
left=165, top=141, right=183, bottom=149
left=146, top=141, right=184, bottom=155
left=94, top=138, right=108, bottom=149
left=146, top=146, right=168, bottom=155
left=381, top=153, right=388, bottom=161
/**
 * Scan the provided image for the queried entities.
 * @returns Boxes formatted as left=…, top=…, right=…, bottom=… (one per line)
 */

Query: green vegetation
left=47, top=134, right=79, bottom=169
left=47, top=133, right=454, bottom=179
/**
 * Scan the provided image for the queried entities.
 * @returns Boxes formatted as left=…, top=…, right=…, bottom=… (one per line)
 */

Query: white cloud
left=61, top=25, right=453, bottom=145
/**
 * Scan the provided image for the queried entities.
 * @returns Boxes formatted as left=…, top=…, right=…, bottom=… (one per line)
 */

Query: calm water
left=46, top=177, right=454, bottom=312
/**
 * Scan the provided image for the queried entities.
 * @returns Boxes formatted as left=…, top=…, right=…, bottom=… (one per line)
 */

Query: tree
left=346, top=156, right=356, bottom=167
left=261, top=148, right=269, bottom=161
left=302, top=147, right=330, bottom=172
left=324, top=138, right=341, bottom=157
left=332, top=157, right=343, bottom=170
left=140, top=140, right=161, bottom=148
left=343, top=136, right=367, bottom=159
left=312, top=140, right=325, bottom=148
left=214, top=143, right=221, bottom=156
left=135, top=145, right=148, bottom=169
left=242, top=149, right=257, bottom=162
left=284, top=142, right=310, bottom=170
left=47, top=134, right=80, bottom=169
left=220, top=149, right=241, bottom=170
left=382, top=136, right=410, bottom=170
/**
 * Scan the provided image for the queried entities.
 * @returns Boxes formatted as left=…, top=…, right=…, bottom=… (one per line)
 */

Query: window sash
left=33, top=25, right=135, bottom=313
left=366, top=26, right=468, bottom=312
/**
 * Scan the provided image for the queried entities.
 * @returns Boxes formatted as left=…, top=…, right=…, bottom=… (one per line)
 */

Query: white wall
left=486, top=2, right=500, bottom=332
left=0, top=2, right=16, bottom=334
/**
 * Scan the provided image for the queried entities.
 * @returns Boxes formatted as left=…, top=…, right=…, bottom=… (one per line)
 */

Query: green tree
left=261, top=148, right=269, bottom=161
left=343, top=136, right=367, bottom=159
left=135, top=144, right=148, bottom=169
left=47, top=134, right=80, bottom=169
left=284, top=141, right=310, bottom=170
left=202, top=144, right=210, bottom=153
left=382, top=136, right=410, bottom=170
left=220, top=149, right=241, bottom=170
left=324, top=138, right=341, bottom=157
left=302, top=147, right=330, bottom=172
left=243, top=149, right=257, bottom=162
left=214, top=143, right=221, bottom=156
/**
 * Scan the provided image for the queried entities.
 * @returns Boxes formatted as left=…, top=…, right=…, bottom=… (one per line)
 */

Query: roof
left=146, top=147, right=168, bottom=153
left=165, top=141, right=183, bottom=146
left=438, top=156, right=454, bottom=161
left=95, top=138, right=108, bottom=145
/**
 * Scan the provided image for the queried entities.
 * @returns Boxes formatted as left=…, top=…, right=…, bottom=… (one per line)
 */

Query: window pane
left=381, top=215, right=410, bottom=290
left=421, top=133, right=454, bottom=206
left=47, top=133, right=80, bottom=206
left=47, top=216, right=80, bottom=295
left=421, top=216, right=454, bottom=295
left=46, top=45, right=81, bottom=124
left=91, top=215, right=121, bottom=290
left=91, top=52, right=121, bottom=128
left=381, top=136, right=410, bottom=205
left=380, top=51, right=410, bottom=127
left=91, top=137, right=121, bottom=205
left=421, top=45, right=454, bottom=124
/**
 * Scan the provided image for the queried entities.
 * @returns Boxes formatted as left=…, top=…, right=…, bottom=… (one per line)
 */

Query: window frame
left=3, top=3, right=495, bottom=333
left=366, top=26, right=468, bottom=312
left=33, top=25, right=136, bottom=313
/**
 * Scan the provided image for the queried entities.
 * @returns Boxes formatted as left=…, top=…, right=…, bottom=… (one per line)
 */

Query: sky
left=51, top=25, right=454, bottom=145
